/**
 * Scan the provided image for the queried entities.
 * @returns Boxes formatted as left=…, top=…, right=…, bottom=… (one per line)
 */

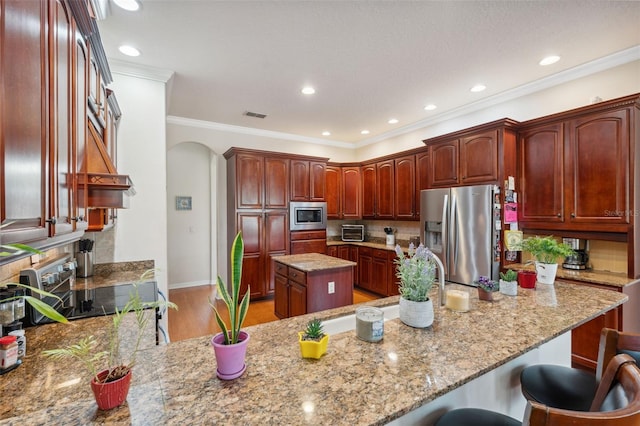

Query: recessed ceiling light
left=301, top=87, right=315, bottom=95
left=470, top=84, right=486, bottom=93
left=113, top=0, right=140, bottom=12
left=424, top=104, right=437, bottom=111
left=322, top=131, right=331, bottom=136
left=539, top=55, right=560, bottom=66
left=361, top=130, right=370, bottom=135
left=118, top=45, right=140, bottom=57
left=388, top=118, right=399, bottom=124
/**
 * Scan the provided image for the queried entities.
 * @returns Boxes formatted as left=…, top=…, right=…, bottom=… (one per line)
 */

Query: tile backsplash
left=327, top=220, right=421, bottom=244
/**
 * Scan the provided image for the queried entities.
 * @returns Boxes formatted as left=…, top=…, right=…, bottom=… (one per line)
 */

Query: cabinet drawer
left=274, top=261, right=288, bottom=277
left=288, top=267, right=307, bottom=284
left=373, top=249, right=390, bottom=259
left=359, top=247, right=372, bottom=256
left=290, top=230, right=327, bottom=241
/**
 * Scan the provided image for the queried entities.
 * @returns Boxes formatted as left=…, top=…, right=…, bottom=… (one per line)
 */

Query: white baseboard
left=168, top=280, right=213, bottom=290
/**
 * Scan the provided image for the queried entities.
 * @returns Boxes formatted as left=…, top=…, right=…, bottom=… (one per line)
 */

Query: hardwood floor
left=167, top=284, right=380, bottom=342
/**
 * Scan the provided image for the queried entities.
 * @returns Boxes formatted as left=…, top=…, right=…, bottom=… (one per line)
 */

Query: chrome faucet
left=429, top=253, right=446, bottom=306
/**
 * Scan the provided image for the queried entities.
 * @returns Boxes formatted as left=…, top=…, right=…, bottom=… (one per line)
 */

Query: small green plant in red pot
left=43, top=270, right=177, bottom=410
left=210, top=232, right=250, bottom=380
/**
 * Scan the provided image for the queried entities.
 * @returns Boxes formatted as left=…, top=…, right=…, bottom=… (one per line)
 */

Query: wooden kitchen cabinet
left=394, top=155, right=416, bottom=219
left=231, top=152, right=289, bottom=210
left=518, top=97, right=637, bottom=235
left=274, top=265, right=307, bottom=319
left=415, top=150, right=429, bottom=219
left=290, top=230, right=326, bottom=255
left=428, top=140, right=459, bottom=188
left=342, top=166, right=361, bottom=219
left=362, top=160, right=394, bottom=219
left=325, top=165, right=341, bottom=219
left=290, top=160, right=326, bottom=201
left=0, top=0, right=50, bottom=244
left=361, top=164, right=376, bottom=218
left=358, top=247, right=390, bottom=296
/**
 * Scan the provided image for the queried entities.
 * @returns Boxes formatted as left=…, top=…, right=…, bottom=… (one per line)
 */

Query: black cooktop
left=66, top=281, right=158, bottom=320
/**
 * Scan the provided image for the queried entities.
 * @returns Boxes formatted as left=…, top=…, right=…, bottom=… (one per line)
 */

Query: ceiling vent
left=244, top=111, right=267, bottom=119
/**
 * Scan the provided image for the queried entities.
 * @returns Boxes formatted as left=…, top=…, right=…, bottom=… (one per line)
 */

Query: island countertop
left=0, top=281, right=627, bottom=425
left=273, top=252, right=356, bottom=271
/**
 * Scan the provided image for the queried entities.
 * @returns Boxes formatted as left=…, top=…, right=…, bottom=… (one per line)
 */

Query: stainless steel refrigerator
left=420, top=184, right=500, bottom=287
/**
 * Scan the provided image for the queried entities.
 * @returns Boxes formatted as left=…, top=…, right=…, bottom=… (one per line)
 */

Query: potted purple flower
left=475, top=276, right=499, bottom=301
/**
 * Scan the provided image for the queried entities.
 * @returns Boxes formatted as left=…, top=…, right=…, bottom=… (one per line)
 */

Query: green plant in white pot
left=394, top=243, right=437, bottom=328
left=209, top=232, right=250, bottom=380
left=516, top=236, right=574, bottom=284
left=499, top=269, right=518, bottom=296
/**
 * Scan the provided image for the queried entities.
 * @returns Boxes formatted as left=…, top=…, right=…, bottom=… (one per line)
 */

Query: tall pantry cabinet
left=225, top=149, right=290, bottom=299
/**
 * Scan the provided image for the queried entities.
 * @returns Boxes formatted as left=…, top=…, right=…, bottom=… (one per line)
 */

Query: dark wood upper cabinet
left=394, top=155, right=415, bottom=219
left=0, top=0, right=49, bottom=244
left=460, top=130, right=499, bottom=184
left=291, top=160, right=326, bottom=201
left=428, top=140, right=459, bottom=188
left=375, top=159, right=395, bottom=219
left=325, top=165, right=341, bottom=219
left=518, top=123, right=564, bottom=224
left=361, top=164, right=376, bottom=219
left=265, top=157, right=290, bottom=209
left=342, top=166, right=361, bottom=219
left=233, top=153, right=265, bottom=209
left=415, top=150, right=429, bottom=218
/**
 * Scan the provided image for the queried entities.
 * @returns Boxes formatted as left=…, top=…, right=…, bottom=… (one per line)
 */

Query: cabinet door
left=371, top=251, right=389, bottom=296
left=566, top=109, right=629, bottom=228
left=387, top=251, right=399, bottom=296
left=326, top=245, right=338, bottom=257
left=349, top=246, right=359, bottom=285
left=49, top=0, right=74, bottom=237
left=428, top=140, right=459, bottom=187
left=236, top=212, right=265, bottom=299
left=73, top=33, right=88, bottom=231
left=460, top=130, right=498, bottom=184
left=0, top=0, right=49, bottom=244
left=265, top=210, right=288, bottom=296
left=376, top=160, right=395, bottom=219
left=394, top=155, right=415, bottom=219
left=337, top=245, right=350, bottom=260
left=361, top=164, right=376, bottom=219
left=342, top=167, right=361, bottom=219
left=290, top=160, right=310, bottom=201
left=309, top=161, right=326, bottom=201
left=235, top=154, right=264, bottom=209
left=289, top=281, right=307, bottom=317
left=273, top=273, right=289, bottom=319
left=264, top=157, right=289, bottom=209
left=358, top=248, right=373, bottom=291
left=325, top=166, right=341, bottom=219
left=519, top=123, right=565, bottom=224
left=415, top=150, right=429, bottom=217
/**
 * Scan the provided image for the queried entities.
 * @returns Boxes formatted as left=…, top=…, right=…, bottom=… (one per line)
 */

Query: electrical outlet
left=328, top=281, right=335, bottom=294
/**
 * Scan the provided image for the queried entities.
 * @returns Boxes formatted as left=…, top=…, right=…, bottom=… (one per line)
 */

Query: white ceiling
left=96, top=0, right=640, bottom=146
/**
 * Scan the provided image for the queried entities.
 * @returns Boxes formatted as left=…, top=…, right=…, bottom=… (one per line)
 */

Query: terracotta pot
left=211, top=331, right=249, bottom=380
left=298, top=332, right=329, bottom=359
left=90, top=368, right=132, bottom=410
left=399, top=297, right=433, bottom=328
left=477, top=287, right=494, bottom=301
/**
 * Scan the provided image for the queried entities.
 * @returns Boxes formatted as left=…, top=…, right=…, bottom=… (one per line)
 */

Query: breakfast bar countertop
left=273, top=252, right=356, bottom=271
left=0, top=280, right=627, bottom=425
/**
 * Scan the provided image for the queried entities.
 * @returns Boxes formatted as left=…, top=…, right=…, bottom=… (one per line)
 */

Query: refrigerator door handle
left=442, top=194, right=449, bottom=277
left=451, top=194, right=459, bottom=273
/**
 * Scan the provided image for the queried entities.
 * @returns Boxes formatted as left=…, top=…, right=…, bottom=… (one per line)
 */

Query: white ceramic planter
left=499, top=279, right=518, bottom=296
left=535, top=262, right=558, bottom=285
left=399, top=297, right=434, bottom=328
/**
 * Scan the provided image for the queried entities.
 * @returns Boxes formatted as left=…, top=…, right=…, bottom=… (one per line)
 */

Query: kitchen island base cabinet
left=273, top=254, right=355, bottom=319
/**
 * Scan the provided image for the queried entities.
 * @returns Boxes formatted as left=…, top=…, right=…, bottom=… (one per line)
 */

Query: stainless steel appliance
left=342, top=224, right=365, bottom=242
left=562, top=238, right=590, bottom=270
left=289, top=201, right=327, bottom=231
left=420, top=184, right=500, bottom=286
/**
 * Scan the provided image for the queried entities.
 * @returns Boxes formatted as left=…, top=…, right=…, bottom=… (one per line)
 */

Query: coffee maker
left=562, top=238, right=589, bottom=270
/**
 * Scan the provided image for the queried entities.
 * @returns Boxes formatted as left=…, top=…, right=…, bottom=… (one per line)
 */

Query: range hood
left=81, top=120, right=135, bottom=209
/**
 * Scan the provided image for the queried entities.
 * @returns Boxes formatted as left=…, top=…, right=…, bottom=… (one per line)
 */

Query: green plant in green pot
left=516, top=236, right=574, bottom=285
left=209, top=232, right=250, bottom=380
left=298, top=318, right=329, bottom=359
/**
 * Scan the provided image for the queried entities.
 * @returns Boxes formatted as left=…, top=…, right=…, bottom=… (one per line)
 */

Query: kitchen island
left=0, top=281, right=627, bottom=425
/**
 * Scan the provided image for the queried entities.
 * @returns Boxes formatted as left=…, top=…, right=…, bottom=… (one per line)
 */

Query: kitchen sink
left=322, top=304, right=399, bottom=335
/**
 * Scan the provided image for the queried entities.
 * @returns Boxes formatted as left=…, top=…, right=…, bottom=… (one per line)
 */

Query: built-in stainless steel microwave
left=289, top=201, right=327, bottom=231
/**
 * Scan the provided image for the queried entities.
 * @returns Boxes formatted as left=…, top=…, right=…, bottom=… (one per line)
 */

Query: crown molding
left=355, top=45, right=640, bottom=148
left=165, top=116, right=355, bottom=149
left=108, top=59, right=175, bottom=83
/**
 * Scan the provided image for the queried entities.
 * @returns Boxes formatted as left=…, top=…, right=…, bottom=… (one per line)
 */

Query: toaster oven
left=341, top=224, right=365, bottom=242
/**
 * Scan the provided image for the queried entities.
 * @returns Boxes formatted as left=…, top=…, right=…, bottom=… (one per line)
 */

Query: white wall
left=108, top=72, right=170, bottom=332
left=166, top=142, right=213, bottom=289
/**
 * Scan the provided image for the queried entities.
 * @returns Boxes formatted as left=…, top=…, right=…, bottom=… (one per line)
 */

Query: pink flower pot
left=211, top=331, right=249, bottom=380
left=90, top=369, right=132, bottom=410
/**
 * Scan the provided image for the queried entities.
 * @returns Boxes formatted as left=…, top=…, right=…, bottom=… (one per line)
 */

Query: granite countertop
left=327, top=238, right=408, bottom=252
left=75, top=260, right=155, bottom=290
left=506, top=263, right=636, bottom=288
left=0, top=281, right=627, bottom=425
left=273, top=253, right=356, bottom=271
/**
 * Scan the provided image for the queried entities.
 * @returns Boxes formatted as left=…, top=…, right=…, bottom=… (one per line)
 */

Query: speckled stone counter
left=0, top=280, right=627, bottom=425
left=76, top=260, right=155, bottom=290
left=273, top=252, right=356, bottom=271
left=506, top=263, right=635, bottom=288
left=327, top=239, right=408, bottom=252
